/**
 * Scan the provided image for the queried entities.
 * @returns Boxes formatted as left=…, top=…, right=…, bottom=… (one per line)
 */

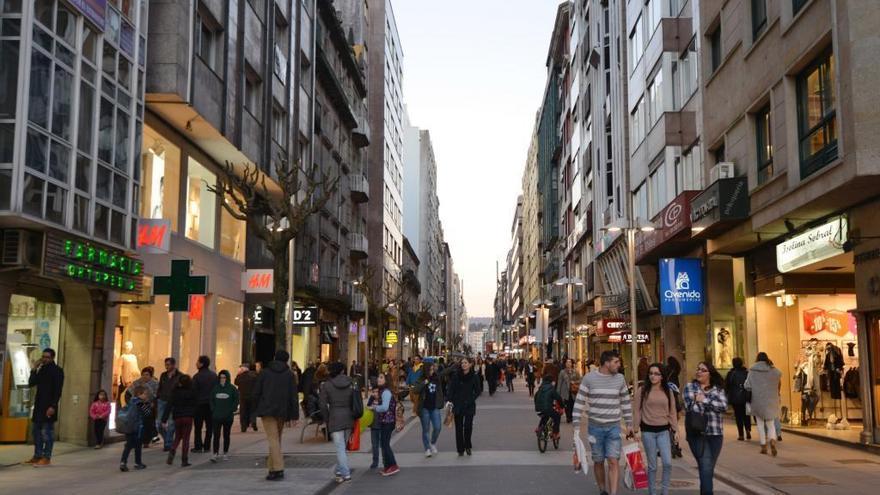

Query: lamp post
left=530, top=298, right=554, bottom=361
left=602, top=217, right=657, bottom=393
left=554, top=276, right=584, bottom=360
left=436, top=311, right=447, bottom=356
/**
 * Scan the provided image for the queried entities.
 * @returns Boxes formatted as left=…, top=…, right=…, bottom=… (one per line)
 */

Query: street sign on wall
left=385, top=329, right=399, bottom=344
left=291, top=306, right=319, bottom=326
left=659, top=258, right=704, bottom=315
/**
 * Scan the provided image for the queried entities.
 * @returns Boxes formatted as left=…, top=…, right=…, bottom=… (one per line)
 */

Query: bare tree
left=209, top=159, right=337, bottom=351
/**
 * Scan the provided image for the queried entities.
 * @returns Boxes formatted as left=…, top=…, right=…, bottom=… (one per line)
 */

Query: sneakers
left=222, top=454, right=229, bottom=461
left=210, top=454, right=219, bottom=463
left=334, top=474, right=352, bottom=483
left=94, top=444, right=103, bottom=449
left=134, top=464, right=147, bottom=470
left=266, top=470, right=284, bottom=481
left=34, top=458, right=51, bottom=467
left=381, top=465, right=400, bottom=476
left=120, top=463, right=129, bottom=472
left=425, top=449, right=433, bottom=458
left=430, top=444, right=438, bottom=455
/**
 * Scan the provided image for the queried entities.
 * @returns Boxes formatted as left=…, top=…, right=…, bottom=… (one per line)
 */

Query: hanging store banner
left=659, top=258, right=704, bottom=315
left=385, top=329, right=399, bottom=344
left=776, top=216, right=847, bottom=273
left=241, top=269, right=273, bottom=293
left=596, top=318, right=629, bottom=336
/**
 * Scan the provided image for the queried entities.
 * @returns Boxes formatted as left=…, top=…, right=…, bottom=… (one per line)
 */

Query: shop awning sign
left=659, top=258, right=704, bottom=315
left=596, top=318, right=629, bottom=336
left=608, top=331, right=650, bottom=344
left=292, top=306, right=319, bottom=326
left=44, top=233, right=143, bottom=294
left=241, top=269, right=273, bottom=293
left=385, top=329, right=399, bottom=344
left=776, top=216, right=847, bottom=273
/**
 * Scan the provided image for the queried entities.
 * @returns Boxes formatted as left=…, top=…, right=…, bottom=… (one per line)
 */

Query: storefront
left=751, top=215, right=863, bottom=443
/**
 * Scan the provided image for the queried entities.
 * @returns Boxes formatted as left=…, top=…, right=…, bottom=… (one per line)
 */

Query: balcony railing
left=350, top=174, right=369, bottom=203
left=349, top=232, right=368, bottom=259
left=351, top=291, right=367, bottom=313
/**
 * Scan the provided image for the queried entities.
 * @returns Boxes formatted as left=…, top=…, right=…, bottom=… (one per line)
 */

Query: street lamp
left=436, top=311, right=447, bottom=355
left=554, top=276, right=584, bottom=360
left=602, top=216, right=658, bottom=393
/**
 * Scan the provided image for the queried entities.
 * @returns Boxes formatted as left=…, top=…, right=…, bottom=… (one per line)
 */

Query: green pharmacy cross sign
left=153, top=259, right=208, bottom=312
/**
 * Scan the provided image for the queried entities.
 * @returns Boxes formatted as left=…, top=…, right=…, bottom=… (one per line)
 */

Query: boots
left=760, top=444, right=768, bottom=455
left=166, top=449, right=175, bottom=465
left=181, top=454, right=190, bottom=467
left=770, top=439, right=778, bottom=457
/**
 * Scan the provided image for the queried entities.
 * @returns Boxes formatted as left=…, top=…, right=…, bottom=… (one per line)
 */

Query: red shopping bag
left=346, top=420, right=361, bottom=451
left=622, top=441, right=649, bottom=489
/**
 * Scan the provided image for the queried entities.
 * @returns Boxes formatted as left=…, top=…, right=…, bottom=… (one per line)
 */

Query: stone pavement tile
left=0, top=441, right=84, bottom=466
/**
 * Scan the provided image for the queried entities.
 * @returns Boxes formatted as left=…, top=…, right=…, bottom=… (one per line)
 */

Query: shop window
left=140, top=125, right=180, bottom=231
left=797, top=48, right=837, bottom=178
left=220, top=193, right=245, bottom=262
left=185, top=157, right=217, bottom=248
left=179, top=298, right=203, bottom=374
left=5, top=294, right=62, bottom=418
left=215, top=298, right=243, bottom=374
left=756, top=105, right=773, bottom=184
left=115, top=283, right=171, bottom=401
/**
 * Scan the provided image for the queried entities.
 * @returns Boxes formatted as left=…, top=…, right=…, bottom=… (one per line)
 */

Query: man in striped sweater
left=573, top=350, right=633, bottom=495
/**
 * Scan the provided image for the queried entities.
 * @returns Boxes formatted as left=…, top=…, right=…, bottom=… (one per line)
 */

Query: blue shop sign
left=659, top=258, right=704, bottom=315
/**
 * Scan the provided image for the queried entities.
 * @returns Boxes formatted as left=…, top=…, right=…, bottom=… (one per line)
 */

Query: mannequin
left=114, top=340, right=140, bottom=401
left=716, top=327, right=732, bottom=368
left=824, top=342, right=845, bottom=422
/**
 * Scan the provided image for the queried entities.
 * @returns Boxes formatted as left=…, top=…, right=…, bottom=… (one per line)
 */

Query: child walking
left=120, top=386, right=150, bottom=471
left=89, top=390, right=111, bottom=449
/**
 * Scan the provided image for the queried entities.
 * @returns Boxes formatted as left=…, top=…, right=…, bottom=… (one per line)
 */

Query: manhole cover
left=759, top=475, right=833, bottom=485
left=192, top=454, right=336, bottom=470
left=835, top=459, right=879, bottom=465
left=777, top=462, right=809, bottom=468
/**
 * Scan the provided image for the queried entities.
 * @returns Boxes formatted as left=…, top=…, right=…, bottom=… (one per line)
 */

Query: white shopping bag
left=573, top=432, right=590, bottom=476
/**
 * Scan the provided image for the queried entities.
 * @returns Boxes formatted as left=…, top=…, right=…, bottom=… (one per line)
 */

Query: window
left=628, top=15, right=643, bottom=73
left=752, top=0, right=768, bottom=39
left=646, top=0, right=663, bottom=39
left=141, top=124, right=181, bottom=230
left=793, top=0, right=808, bottom=16
left=244, top=64, right=262, bottom=120
left=272, top=104, right=285, bottom=144
left=196, top=5, right=222, bottom=73
left=678, top=39, right=698, bottom=102
left=633, top=182, right=648, bottom=222
left=630, top=98, right=644, bottom=146
left=756, top=105, right=773, bottom=184
left=709, top=24, right=722, bottom=72
left=220, top=193, right=245, bottom=262
left=648, top=161, right=667, bottom=217
left=185, top=157, right=217, bottom=248
left=714, top=144, right=726, bottom=164
left=214, top=298, right=243, bottom=375
left=675, top=144, right=702, bottom=194
left=797, top=48, right=837, bottom=177
left=646, top=70, right=663, bottom=126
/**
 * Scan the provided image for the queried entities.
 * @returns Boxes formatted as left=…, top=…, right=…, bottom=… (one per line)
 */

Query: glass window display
left=215, top=298, right=242, bottom=373
left=4, top=294, right=62, bottom=417
left=185, top=157, right=216, bottom=248
left=140, top=124, right=180, bottom=231
left=179, top=297, right=203, bottom=374
left=115, top=279, right=171, bottom=401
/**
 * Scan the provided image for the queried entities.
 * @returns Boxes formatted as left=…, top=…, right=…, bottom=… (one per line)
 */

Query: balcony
left=352, top=108, right=370, bottom=148
left=662, top=111, right=697, bottom=147
left=350, top=174, right=369, bottom=203
left=349, top=232, right=368, bottom=259
left=351, top=291, right=367, bottom=313
left=661, top=17, right=693, bottom=53
left=319, top=276, right=349, bottom=303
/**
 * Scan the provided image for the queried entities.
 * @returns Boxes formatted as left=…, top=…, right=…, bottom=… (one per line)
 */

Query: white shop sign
left=777, top=217, right=847, bottom=273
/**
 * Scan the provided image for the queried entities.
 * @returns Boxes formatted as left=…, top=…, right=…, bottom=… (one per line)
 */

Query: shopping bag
left=573, top=432, right=590, bottom=476
left=444, top=403, right=454, bottom=427
left=346, top=420, right=361, bottom=451
left=745, top=402, right=752, bottom=416
left=622, top=441, right=649, bottom=489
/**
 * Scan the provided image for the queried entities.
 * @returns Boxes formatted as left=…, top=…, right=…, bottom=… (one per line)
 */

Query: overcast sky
left=394, top=0, right=560, bottom=318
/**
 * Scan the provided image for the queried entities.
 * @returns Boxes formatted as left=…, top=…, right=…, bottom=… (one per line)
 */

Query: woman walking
left=525, top=359, right=537, bottom=397
left=745, top=352, right=782, bottom=456
left=162, top=374, right=196, bottom=467
left=684, top=362, right=728, bottom=495
left=129, top=367, right=159, bottom=447
left=634, top=363, right=677, bottom=495
left=416, top=361, right=444, bottom=457
left=209, top=370, right=239, bottom=462
left=556, top=358, right=581, bottom=423
left=447, top=357, right=481, bottom=456
left=369, top=373, right=400, bottom=476
left=319, top=362, right=357, bottom=483
left=724, top=357, right=751, bottom=441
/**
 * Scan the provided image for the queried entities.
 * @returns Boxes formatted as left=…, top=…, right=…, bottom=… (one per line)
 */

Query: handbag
left=685, top=410, right=708, bottom=436
left=443, top=403, right=454, bottom=426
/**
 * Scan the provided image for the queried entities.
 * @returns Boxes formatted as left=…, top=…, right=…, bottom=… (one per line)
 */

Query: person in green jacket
left=210, top=370, right=239, bottom=462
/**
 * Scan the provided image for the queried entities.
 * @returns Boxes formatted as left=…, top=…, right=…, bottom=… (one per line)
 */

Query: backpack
left=115, top=402, right=137, bottom=434
left=534, top=385, right=552, bottom=412
left=351, top=386, right=364, bottom=419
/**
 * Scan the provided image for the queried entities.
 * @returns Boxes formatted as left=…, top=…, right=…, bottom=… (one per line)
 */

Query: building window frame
left=755, top=105, right=773, bottom=185
left=752, top=0, right=768, bottom=40
left=793, top=0, right=809, bottom=16
left=709, top=23, right=722, bottom=73
left=796, top=47, right=837, bottom=178
left=195, top=3, right=223, bottom=75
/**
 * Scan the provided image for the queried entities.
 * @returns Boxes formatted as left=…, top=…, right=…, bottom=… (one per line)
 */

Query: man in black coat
left=235, top=363, right=259, bottom=432
left=485, top=358, right=500, bottom=396
left=191, top=355, right=218, bottom=453
left=27, top=348, right=64, bottom=466
left=254, top=349, right=300, bottom=481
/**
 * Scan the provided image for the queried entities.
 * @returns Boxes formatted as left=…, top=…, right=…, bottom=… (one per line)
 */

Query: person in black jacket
left=162, top=374, right=196, bottom=467
left=26, top=348, right=64, bottom=467
left=191, top=356, right=218, bottom=453
left=485, top=358, right=500, bottom=396
left=235, top=363, right=259, bottom=432
left=447, top=357, right=481, bottom=456
left=725, top=357, right=752, bottom=441
left=157, top=358, right=182, bottom=451
left=253, top=350, right=300, bottom=481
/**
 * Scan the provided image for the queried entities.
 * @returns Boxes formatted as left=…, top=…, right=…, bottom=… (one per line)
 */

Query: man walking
left=26, top=348, right=64, bottom=467
left=235, top=363, right=259, bottom=432
left=192, top=356, right=217, bottom=453
left=254, top=350, right=299, bottom=481
left=157, top=357, right=181, bottom=451
left=573, top=351, right=634, bottom=495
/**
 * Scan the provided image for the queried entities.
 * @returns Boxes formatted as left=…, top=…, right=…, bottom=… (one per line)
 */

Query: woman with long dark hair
left=684, top=361, right=728, bottom=495
left=447, top=357, right=480, bottom=456
left=745, top=352, right=782, bottom=456
left=634, top=363, right=677, bottom=495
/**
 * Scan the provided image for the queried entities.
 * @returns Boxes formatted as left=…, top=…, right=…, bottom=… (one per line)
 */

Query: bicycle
left=536, top=402, right=563, bottom=453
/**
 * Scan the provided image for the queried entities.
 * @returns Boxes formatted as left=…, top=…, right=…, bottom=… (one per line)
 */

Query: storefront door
left=868, top=313, right=880, bottom=443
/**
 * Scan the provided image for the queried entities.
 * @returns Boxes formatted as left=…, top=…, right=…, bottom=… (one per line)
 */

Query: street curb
left=713, top=466, right=786, bottom=495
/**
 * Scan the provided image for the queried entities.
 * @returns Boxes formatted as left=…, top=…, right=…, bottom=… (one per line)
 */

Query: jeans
left=32, top=421, right=54, bottom=459
left=380, top=423, right=397, bottom=468
left=587, top=423, right=621, bottom=462
left=774, top=418, right=781, bottom=438
left=420, top=408, right=442, bottom=450
left=172, top=417, right=193, bottom=455
left=193, top=403, right=212, bottom=450
left=157, top=400, right=175, bottom=449
left=731, top=403, right=751, bottom=438
left=121, top=428, right=143, bottom=465
left=212, top=418, right=233, bottom=454
left=330, top=429, right=351, bottom=477
left=370, top=428, right=382, bottom=468
left=755, top=416, right=777, bottom=446
left=453, top=413, right=474, bottom=454
left=506, top=375, right=514, bottom=391
left=642, top=429, right=672, bottom=495
left=93, top=418, right=107, bottom=446
left=687, top=435, right=723, bottom=495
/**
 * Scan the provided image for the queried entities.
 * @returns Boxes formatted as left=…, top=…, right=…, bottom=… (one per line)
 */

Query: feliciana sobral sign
left=659, top=258, right=704, bottom=315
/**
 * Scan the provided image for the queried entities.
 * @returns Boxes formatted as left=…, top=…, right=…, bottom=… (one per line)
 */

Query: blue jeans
left=121, top=427, right=143, bottom=465
left=157, top=399, right=175, bottom=449
left=370, top=428, right=382, bottom=468
left=32, top=421, right=55, bottom=459
left=587, top=423, right=621, bottom=462
left=420, top=408, right=442, bottom=450
left=687, top=435, right=723, bottom=495
left=380, top=423, right=397, bottom=468
left=330, top=430, right=351, bottom=477
left=642, top=429, right=672, bottom=495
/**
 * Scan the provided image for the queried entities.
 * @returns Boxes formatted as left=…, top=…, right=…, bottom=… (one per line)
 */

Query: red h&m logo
left=248, top=273, right=272, bottom=290
left=136, top=219, right=171, bottom=254
left=188, top=295, right=205, bottom=321
left=241, top=269, right=274, bottom=293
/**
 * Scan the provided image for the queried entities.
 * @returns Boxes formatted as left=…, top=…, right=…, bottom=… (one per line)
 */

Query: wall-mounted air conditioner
left=709, top=162, right=735, bottom=183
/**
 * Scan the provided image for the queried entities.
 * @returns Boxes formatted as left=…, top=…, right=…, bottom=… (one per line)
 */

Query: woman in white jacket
left=744, top=352, right=782, bottom=456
